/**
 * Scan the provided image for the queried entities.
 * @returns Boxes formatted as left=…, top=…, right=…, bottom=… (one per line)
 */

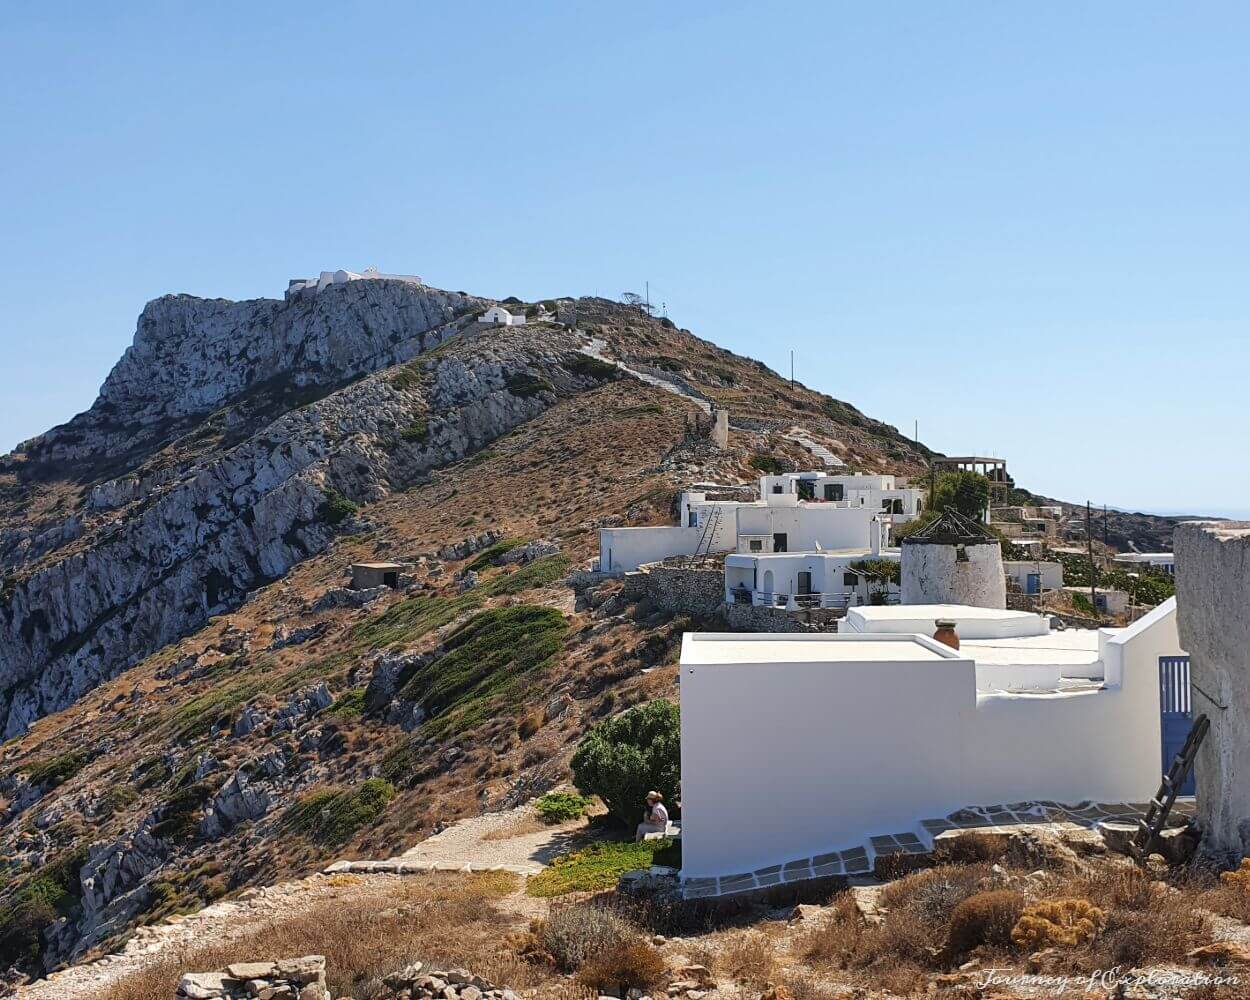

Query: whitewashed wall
left=680, top=604, right=1181, bottom=879
left=1003, top=560, right=1064, bottom=591
left=599, top=526, right=702, bottom=572
left=680, top=635, right=973, bottom=878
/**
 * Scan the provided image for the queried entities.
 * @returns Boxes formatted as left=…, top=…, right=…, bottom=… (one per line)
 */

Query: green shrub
left=97, top=785, right=140, bottom=817
left=505, top=371, right=553, bottom=398
left=391, top=363, right=423, bottom=391
left=349, top=592, right=480, bottom=650
left=318, top=488, right=358, bottom=526
left=21, top=751, right=88, bottom=790
left=285, top=778, right=395, bottom=845
left=484, top=554, right=570, bottom=595
left=567, top=354, right=619, bottom=380
left=0, top=845, right=89, bottom=966
left=749, top=454, right=783, bottom=475
left=167, top=674, right=265, bottom=741
left=151, top=781, right=216, bottom=841
left=467, top=537, right=526, bottom=571
left=535, top=791, right=592, bottom=824
left=400, top=417, right=429, bottom=443
left=571, top=700, right=680, bottom=826
left=930, top=471, right=992, bottom=521
left=527, top=840, right=674, bottom=897
left=328, top=689, right=367, bottom=717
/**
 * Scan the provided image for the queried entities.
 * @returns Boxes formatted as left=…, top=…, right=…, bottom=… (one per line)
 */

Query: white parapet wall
left=679, top=605, right=1177, bottom=879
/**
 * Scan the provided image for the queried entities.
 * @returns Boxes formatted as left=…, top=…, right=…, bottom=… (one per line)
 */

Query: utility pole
left=645, top=281, right=650, bottom=313
left=1103, top=504, right=1109, bottom=548
left=1086, top=501, right=1098, bottom=616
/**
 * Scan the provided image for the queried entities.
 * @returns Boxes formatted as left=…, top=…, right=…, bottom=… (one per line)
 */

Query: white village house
left=678, top=599, right=1185, bottom=890
left=599, top=471, right=923, bottom=574
left=1114, top=552, right=1177, bottom=576
left=1002, top=559, right=1064, bottom=595
left=724, top=546, right=899, bottom=611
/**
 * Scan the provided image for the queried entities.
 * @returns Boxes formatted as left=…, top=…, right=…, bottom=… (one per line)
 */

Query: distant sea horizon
left=1111, top=505, right=1249, bottom=521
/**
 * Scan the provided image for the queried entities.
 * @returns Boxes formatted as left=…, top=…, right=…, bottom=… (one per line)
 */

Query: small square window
left=843, top=572, right=858, bottom=587
left=749, top=540, right=763, bottom=552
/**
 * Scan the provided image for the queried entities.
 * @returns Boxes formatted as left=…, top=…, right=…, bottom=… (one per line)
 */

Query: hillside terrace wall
left=638, top=562, right=726, bottom=617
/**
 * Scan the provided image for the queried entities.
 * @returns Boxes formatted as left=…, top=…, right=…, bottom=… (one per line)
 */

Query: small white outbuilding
left=481, top=306, right=527, bottom=326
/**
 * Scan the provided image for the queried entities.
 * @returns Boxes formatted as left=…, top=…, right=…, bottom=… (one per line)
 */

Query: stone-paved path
left=578, top=337, right=713, bottom=414
left=324, top=805, right=602, bottom=878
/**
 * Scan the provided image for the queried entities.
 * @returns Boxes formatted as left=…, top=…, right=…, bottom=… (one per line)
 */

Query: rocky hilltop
left=0, top=279, right=943, bottom=979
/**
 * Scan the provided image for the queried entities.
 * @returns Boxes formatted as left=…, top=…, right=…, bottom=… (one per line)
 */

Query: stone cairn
left=176, top=956, right=328, bottom=1000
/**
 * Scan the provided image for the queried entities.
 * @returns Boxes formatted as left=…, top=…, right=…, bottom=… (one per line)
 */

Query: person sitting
left=634, top=790, right=669, bottom=842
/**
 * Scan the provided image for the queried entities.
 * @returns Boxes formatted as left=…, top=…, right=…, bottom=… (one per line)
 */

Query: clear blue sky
left=2, top=3, right=1246, bottom=516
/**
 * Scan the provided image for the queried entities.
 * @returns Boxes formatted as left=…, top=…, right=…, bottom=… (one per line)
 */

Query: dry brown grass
left=107, top=873, right=587, bottom=1000
left=720, top=929, right=779, bottom=987
left=576, top=940, right=667, bottom=993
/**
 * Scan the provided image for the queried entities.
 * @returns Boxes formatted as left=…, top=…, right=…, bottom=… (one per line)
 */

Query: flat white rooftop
left=845, top=604, right=1050, bottom=640
left=962, top=629, right=1103, bottom=667
left=682, top=632, right=953, bottom=665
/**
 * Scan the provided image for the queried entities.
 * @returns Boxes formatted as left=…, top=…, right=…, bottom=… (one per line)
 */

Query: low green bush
left=150, top=780, right=216, bottom=841
left=567, top=354, right=619, bottom=379
left=467, top=537, right=526, bottom=571
left=21, top=751, right=88, bottom=790
left=535, top=791, right=592, bottom=824
left=484, top=554, right=570, bottom=595
left=749, top=454, right=783, bottom=475
left=285, top=778, right=395, bottom=845
left=0, top=844, right=89, bottom=966
left=527, top=840, right=675, bottom=897
left=328, top=688, right=367, bottom=717
left=318, top=488, right=358, bottom=526
left=505, top=372, right=553, bottom=398
left=399, top=412, right=429, bottom=443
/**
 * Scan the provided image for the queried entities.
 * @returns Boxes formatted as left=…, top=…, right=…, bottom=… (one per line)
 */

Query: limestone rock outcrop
left=0, top=283, right=617, bottom=736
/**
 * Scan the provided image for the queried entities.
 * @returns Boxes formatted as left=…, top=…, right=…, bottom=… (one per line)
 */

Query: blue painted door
left=1159, top=656, right=1195, bottom=794
left=1026, top=573, right=1041, bottom=594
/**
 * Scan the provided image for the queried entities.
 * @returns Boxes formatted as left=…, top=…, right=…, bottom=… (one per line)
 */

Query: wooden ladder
left=1128, top=713, right=1209, bottom=864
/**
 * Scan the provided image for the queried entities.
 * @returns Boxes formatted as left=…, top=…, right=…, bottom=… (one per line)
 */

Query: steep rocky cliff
left=0, top=284, right=614, bottom=737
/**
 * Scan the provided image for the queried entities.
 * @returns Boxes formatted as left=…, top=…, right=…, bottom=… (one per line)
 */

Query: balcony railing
left=728, top=589, right=899, bottom=610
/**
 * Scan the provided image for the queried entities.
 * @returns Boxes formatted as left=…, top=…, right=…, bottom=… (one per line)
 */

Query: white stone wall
left=901, top=541, right=1006, bottom=609
left=1175, top=522, right=1250, bottom=858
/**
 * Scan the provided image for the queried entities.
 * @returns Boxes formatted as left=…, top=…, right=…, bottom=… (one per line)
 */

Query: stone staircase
left=782, top=427, right=844, bottom=468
